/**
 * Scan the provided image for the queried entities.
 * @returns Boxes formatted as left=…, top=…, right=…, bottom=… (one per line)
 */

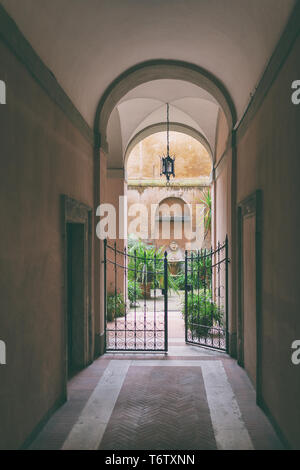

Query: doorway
left=62, top=195, right=93, bottom=384
left=237, top=190, right=262, bottom=397
left=67, top=223, right=85, bottom=377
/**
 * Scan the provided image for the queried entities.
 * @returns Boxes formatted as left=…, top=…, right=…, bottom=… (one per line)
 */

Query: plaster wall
left=127, top=131, right=212, bottom=181
left=127, top=185, right=211, bottom=251
left=215, top=108, right=229, bottom=163
left=214, top=148, right=235, bottom=351
left=236, top=35, right=300, bottom=448
left=105, top=177, right=125, bottom=294
left=0, top=40, right=94, bottom=449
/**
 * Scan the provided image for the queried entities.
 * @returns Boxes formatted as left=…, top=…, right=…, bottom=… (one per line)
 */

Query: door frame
left=61, top=195, right=93, bottom=393
left=237, top=190, right=262, bottom=404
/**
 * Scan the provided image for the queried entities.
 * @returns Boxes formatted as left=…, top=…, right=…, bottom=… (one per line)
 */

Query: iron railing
left=104, top=237, right=229, bottom=353
left=104, top=240, right=168, bottom=352
left=184, top=236, right=229, bottom=351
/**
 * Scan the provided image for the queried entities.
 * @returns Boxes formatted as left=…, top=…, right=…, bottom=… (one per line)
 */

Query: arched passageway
left=0, top=0, right=299, bottom=451
left=95, top=64, right=236, bottom=363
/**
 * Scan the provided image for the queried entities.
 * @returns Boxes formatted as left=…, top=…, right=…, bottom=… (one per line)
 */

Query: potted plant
left=127, top=279, right=142, bottom=307
left=183, top=289, right=222, bottom=339
left=127, top=236, right=179, bottom=299
left=127, top=238, right=164, bottom=299
left=106, top=292, right=126, bottom=322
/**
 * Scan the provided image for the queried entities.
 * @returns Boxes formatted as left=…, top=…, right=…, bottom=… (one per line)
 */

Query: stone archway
left=125, top=122, right=213, bottom=170
left=94, top=60, right=236, bottom=358
left=94, top=59, right=237, bottom=150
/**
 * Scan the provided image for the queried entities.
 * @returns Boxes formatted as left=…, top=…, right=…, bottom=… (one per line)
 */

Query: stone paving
left=29, top=329, right=283, bottom=450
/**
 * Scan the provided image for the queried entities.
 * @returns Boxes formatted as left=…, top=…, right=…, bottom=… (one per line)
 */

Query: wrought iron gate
left=184, top=237, right=229, bottom=351
left=104, top=240, right=168, bottom=352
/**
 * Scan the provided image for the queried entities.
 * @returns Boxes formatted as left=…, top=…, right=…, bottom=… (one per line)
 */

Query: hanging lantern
left=161, top=154, right=175, bottom=181
left=160, top=103, right=175, bottom=182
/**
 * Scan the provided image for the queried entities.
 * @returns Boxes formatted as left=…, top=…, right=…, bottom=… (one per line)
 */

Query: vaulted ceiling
left=1, top=0, right=295, bottom=166
left=107, top=80, right=220, bottom=167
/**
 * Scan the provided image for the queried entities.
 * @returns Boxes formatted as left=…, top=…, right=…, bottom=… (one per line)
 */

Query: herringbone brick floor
left=99, top=365, right=217, bottom=450
left=29, top=343, right=283, bottom=450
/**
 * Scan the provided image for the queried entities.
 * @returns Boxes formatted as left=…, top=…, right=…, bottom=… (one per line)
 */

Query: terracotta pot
left=169, top=261, right=180, bottom=275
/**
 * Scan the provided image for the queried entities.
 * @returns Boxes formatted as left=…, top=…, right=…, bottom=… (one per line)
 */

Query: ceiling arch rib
left=95, top=60, right=237, bottom=149
left=117, top=98, right=164, bottom=141
left=106, top=107, right=123, bottom=169
left=127, top=100, right=219, bottom=151
left=125, top=123, right=213, bottom=167
left=106, top=75, right=224, bottom=168
left=116, top=99, right=215, bottom=154
left=106, top=95, right=216, bottom=170
left=119, top=80, right=218, bottom=105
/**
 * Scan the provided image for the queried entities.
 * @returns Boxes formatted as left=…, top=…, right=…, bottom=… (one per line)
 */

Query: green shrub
left=128, top=238, right=164, bottom=285
left=127, top=279, right=143, bottom=303
left=106, top=292, right=126, bottom=322
left=199, top=189, right=211, bottom=238
left=170, top=255, right=212, bottom=292
left=183, top=290, right=222, bottom=338
left=127, top=237, right=177, bottom=293
left=188, top=254, right=212, bottom=290
left=171, top=272, right=185, bottom=290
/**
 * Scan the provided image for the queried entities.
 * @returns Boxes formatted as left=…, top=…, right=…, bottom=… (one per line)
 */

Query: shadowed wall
left=236, top=36, right=300, bottom=449
left=215, top=35, right=300, bottom=449
left=0, top=39, right=94, bottom=449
